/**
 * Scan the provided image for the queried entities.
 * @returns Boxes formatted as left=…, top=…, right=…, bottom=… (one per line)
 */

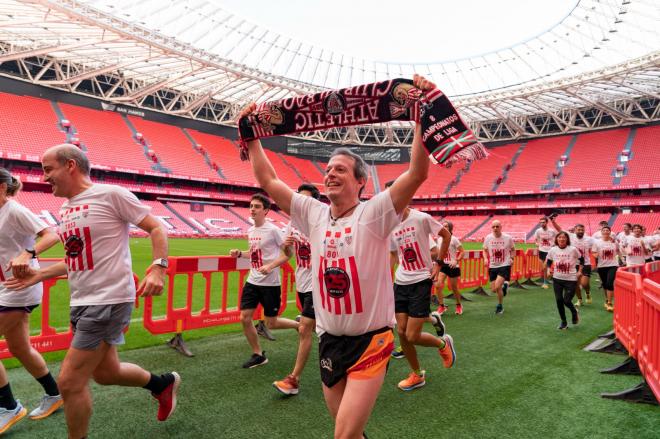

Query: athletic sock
left=413, top=369, right=422, bottom=376
left=0, top=383, right=17, bottom=410
left=36, top=372, right=60, bottom=396
left=143, top=373, right=175, bottom=395
left=439, top=339, right=446, bottom=349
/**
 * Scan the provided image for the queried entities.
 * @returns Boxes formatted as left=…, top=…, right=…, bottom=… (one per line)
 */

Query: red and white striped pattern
left=317, top=255, right=364, bottom=316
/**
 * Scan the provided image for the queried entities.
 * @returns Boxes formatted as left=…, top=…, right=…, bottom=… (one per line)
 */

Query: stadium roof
left=0, top=0, right=658, bottom=145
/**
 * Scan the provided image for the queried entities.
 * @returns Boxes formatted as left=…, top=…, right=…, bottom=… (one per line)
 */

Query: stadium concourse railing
left=2, top=251, right=545, bottom=359
left=609, top=261, right=660, bottom=404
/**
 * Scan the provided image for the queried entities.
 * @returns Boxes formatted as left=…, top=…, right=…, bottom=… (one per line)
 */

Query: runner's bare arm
left=3, top=260, right=68, bottom=290
left=437, top=227, right=451, bottom=263
left=388, top=74, right=434, bottom=214
left=136, top=214, right=169, bottom=296
left=240, top=103, right=295, bottom=215
left=9, top=227, right=60, bottom=278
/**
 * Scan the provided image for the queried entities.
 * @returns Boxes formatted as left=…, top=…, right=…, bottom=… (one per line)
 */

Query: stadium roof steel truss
left=0, top=0, right=658, bottom=147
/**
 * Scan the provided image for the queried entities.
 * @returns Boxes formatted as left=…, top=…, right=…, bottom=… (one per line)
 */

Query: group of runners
left=0, top=72, right=658, bottom=438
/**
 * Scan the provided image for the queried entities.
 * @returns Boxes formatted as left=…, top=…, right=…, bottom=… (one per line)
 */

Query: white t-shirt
left=593, top=230, right=603, bottom=241
left=568, top=233, right=593, bottom=266
left=547, top=245, right=581, bottom=281
left=483, top=233, right=515, bottom=268
left=624, top=236, right=651, bottom=266
left=653, top=233, right=660, bottom=258
left=592, top=239, right=619, bottom=268
left=437, top=235, right=462, bottom=266
left=59, top=184, right=150, bottom=306
left=644, top=236, right=656, bottom=259
left=0, top=200, right=47, bottom=306
left=285, top=222, right=312, bottom=293
left=616, top=231, right=631, bottom=247
left=535, top=227, right=556, bottom=252
left=246, top=222, right=285, bottom=287
left=291, top=190, right=400, bottom=336
left=390, top=209, right=443, bottom=285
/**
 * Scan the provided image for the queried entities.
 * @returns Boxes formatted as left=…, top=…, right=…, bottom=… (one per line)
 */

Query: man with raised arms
left=239, top=74, right=441, bottom=438
left=483, top=220, right=516, bottom=315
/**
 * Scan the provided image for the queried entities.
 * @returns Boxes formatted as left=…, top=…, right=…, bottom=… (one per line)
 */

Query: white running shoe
left=29, top=394, right=63, bottom=420
left=0, top=401, right=26, bottom=434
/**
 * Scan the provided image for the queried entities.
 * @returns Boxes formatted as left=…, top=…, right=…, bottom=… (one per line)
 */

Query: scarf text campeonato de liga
left=238, top=78, right=487, bottom=167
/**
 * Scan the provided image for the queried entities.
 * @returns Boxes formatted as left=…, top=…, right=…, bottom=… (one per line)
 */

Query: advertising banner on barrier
left=142, top=256, right=294, bottom=335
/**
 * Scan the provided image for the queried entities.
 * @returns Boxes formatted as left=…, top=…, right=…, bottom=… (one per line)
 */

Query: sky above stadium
left=214, top=0, right=579, bottom=63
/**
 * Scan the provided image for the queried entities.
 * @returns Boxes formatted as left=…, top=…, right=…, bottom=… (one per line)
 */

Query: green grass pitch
left=3, top=238, right=658, bottom=438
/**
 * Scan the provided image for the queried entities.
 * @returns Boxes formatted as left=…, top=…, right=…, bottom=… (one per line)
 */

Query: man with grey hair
left=238, top=74, right=438, bottom=439
left=6, top=144, right=180, bottom=438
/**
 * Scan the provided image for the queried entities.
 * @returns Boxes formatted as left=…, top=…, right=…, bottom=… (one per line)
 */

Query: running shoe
left=242, top=352, right=268, bottom=369
left=542, top=283, right=549, bottom=289
left=390, top=346, right=405, bottom=359
left=430, top=311, right=446, bottom=337
left=437, top=304, right=449, bottom=315
left=495, top=304, right=504, bottom=315
left=255, top=320, right=276, bottom=341
left=572, top=311, right=580, bottom=325
left=397, top=371, right=426, bottom=391
left=153, top=372, right=181, bottom=422
left=557, top=322, right=568, bottom=330
left=28, top=394, right=63, bottom=420
left=0, top=401, right=26, bottom=434
left=606, top=303, right=614, bottom=313
left=438, top=335, right=456, bottom=368
left=273, top=374, right=299, bottom=395
left=575, top=299, right=583, bottom=307
left=502, top=281, right=509, bottom=297
left=455, top=304, right=463, bottom=315
left=585, top=294, right=592, bottom=304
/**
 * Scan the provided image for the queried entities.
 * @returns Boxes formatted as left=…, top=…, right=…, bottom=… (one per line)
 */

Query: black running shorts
left=297, top=291, right=315, bottom=320
left=318, top=327, right=394, bottom=388
left=394, top=279, right=432, bottom=318
left=440, top=264, right=461, bottom=279
left=240, top=282, right=281, bottom=317
left=538, top=251, right=549, bottom=262
left=489, top=266, right=511, bottom=282
left=580, top=265, right=592, bottom=277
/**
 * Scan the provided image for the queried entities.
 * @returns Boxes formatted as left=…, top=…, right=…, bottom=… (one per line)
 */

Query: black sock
left=36, top=372, right=59, bottom=397
left=143, top=373, right=174, bottom=394
left=0, top=383, right=17, bottom=410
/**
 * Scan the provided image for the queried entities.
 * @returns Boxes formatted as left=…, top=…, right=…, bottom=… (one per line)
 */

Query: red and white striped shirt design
left=318, top=228, right=363, bottom=315
left=60, top=227, right=95, bottom=272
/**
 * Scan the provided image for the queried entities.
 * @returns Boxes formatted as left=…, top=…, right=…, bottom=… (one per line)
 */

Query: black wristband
left=25, top=248, right=37, bottom=259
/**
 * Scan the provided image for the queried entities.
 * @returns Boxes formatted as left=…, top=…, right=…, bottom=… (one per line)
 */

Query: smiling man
left=5, top=144, right=179, bottom=439
left=238, top=74, right=437, bottom=439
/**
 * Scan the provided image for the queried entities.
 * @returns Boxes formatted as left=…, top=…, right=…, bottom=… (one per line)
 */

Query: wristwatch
left=25, top=248, right=37, bottom=259
left=152, top=258, right=169, bottom=269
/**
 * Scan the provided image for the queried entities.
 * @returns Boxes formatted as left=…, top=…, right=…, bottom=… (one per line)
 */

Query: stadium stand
left=450, top=143, right=520, bottom=194
left=140, top=200, right=198, bottom=236
left=14, top=190, right=62, bottom=226
left=128, top=116, right=220, bottom=180
left=186, top=129, right=255, bottom=185
left=0, top=93, right=65, bottom=159
left=58, top=103, right=154, bottom=173
left=166, top=201, right=245, bottom=236
left=281, top=154, right=325, bottom=185
left=620, top=125, right=660, bottom=187
left=496, top=136, right=572, bottom=193
left=558, top=129, right=630, bottom=189
left=438, top=215, right=491, bottom=241
left=264, top=149, right=305, bottom=186
left=612, top=213, right=660, bottom=233
left=469, top=214, right=541, bottom=241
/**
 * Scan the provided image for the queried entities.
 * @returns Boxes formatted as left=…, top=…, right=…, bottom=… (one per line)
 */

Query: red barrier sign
left=143, top=256, right=294, bottom=335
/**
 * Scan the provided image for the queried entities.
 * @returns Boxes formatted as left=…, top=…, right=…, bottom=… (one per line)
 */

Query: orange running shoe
left=273, top=374, right=299, bottom=395
left=439, top=335, right=456, bottom=368
left=397, top=371, right=426, bottom=391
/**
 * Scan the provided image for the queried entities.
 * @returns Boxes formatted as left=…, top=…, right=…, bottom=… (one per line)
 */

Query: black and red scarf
left=238, top=78, right=487, bottom=167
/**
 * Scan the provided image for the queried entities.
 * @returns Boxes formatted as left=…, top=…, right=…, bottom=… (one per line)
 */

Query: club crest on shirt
left=403, top=247, right=417, bottom=263
left=298, top=243, right=311, bottom=261
left=324, top=266, right=350, bottom=298
left=65, top=235, right=84, bottom=258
